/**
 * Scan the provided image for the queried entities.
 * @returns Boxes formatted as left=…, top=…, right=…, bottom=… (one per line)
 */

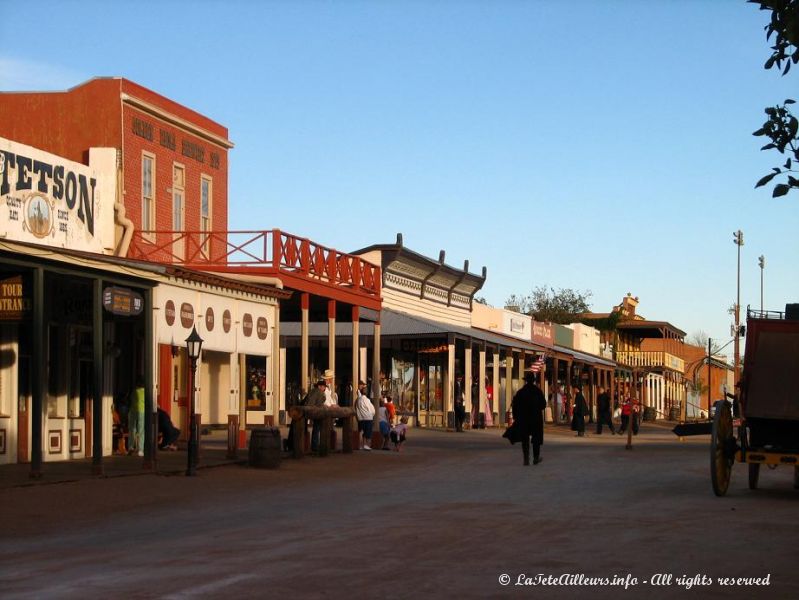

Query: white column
left=272, top=303, right=281, bottom=416
left=446, top=340, right=455, bottom=427
left=351, top=307, right=359, bottom=404
left=478, top=343, right=486, bottom=418
left=328, top=300, right=336, bottom=393
left=301, top=293, right=309, bottom=394
left=464, top=342, right=473, bottom=420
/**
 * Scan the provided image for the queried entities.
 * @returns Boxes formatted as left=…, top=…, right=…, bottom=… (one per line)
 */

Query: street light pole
left=758, top=255, right=765, bottom=313
left=733, top=230, right=744, bottom=388
left=185, top=326, right=204, bottom=477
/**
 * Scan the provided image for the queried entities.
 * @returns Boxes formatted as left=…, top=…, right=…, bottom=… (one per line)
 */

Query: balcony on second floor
left=615, top=350, right=685, bottom=373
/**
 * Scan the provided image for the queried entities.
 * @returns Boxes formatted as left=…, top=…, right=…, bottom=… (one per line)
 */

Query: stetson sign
left=0, top=275, right=31, bottom=321
left=1, top=136, right=112, bottom=253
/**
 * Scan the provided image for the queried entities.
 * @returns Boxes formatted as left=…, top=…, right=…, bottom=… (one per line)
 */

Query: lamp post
left=758, top=255, right=765, bottom=312
left=733, top=230, right=744, bottom=388
left=185, top=326, right=203, bottom=476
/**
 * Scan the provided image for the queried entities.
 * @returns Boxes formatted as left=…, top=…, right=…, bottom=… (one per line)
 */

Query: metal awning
left=553, top=344, right=616, bottom=368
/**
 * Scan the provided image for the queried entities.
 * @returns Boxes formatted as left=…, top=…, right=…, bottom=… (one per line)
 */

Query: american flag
left=527, top=354, right=546, bottom=373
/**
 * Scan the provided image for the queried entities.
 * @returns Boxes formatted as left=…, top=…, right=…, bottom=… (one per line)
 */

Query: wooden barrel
left=248, top=427, right=281, bottom=469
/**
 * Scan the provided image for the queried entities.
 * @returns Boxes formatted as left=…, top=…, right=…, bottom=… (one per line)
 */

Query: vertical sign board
left=0, top=275, right=31, bottom=321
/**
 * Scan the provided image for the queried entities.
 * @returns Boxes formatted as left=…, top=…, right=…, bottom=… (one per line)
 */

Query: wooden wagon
left=710, top=305, right=799, bottom=496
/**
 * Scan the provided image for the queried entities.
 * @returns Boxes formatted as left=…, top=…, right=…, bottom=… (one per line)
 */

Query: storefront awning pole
left=92, top=278, right=104, bottom=475
left=30, top=267, right=44, bottom=479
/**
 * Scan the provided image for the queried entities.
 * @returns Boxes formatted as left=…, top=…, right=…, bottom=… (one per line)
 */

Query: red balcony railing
left=127, top=229, right=381, bottom=298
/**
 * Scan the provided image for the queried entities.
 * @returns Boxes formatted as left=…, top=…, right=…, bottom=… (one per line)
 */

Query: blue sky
left=1, top=1, right=797, bottom=350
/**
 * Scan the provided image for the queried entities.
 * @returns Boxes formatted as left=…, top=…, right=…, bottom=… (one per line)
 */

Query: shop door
left=419, top=355, right=444, bottom=427
left=17, top=355, right=30, bottom=462
left=158, top=344, right=173, bottom=413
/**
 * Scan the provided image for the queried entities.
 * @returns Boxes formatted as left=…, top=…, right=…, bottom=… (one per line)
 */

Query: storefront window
left=419, top=353, right=444, bottom=412
left=245, top=355, right=267, bottom=411
left=390, top=354, right=416, bottom=415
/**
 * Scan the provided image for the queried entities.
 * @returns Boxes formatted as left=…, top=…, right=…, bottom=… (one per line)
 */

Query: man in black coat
left=595, top=386, right=616, bottom=434
left=511, top=372, right=547, bottom=465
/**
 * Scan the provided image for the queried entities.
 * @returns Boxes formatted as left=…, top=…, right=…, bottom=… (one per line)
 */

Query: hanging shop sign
left=1, top=137, right=112, bottom=253
left=0, top=275, right=31, bottom=321
left=103, top=286, right=143, bottom=317
left=401, top=339, right=448, bottom=353
left=532, top=320, right=554, bottom=347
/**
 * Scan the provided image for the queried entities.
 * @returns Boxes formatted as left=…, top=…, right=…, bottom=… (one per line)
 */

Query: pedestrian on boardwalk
left=595, top=387, right=616, bottom=434
left=618, top=396, right=640, bottom=435
left=570, top=385, right=588, bottom=437
left=128, top=379, right=146, bottom=457
left=484, top=376, right=494, bottom=427
left=354, top=381, right=375, bottom=450
left=303, top=379, right=327, bottom=452
left=454, top=374, right=466, bottom=432
left=511, top=372, right=547, bottom=466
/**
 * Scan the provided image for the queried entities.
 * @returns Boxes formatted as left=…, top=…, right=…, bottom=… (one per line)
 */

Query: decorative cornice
left=121, top=93, right=234, bottom=149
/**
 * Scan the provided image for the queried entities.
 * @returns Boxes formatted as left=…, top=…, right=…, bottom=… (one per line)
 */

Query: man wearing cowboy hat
left=322, top=369, right=338, bottom=407
left=303, top=378, right=327, bottom=452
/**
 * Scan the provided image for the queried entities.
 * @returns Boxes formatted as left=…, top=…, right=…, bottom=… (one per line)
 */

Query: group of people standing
left=453, top=375, right=495, bottom=432
left=354, top=380, right=407, bottom=451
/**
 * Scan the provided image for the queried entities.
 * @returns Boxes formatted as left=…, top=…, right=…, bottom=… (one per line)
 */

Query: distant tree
left=687, top=330, right=723, bottom=354
left=473, top=296, right=488, bottom=305
left=750, top=0, right=799, bottom=197
left=503, top=293, right=530, bottom=313
left=506, top=286, right=592, bottom=324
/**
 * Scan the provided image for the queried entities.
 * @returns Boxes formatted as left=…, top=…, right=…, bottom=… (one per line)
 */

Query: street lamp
left=185, top=325, right=203, bottom=476
left=758, top=255, right=765, bottom=312
left=733, top=230, right=744, bottom=388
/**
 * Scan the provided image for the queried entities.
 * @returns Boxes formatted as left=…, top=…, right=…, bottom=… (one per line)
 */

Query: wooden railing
left=127, top=229, right=381, bottom=296
left=615, top=351, right=685, bottom=373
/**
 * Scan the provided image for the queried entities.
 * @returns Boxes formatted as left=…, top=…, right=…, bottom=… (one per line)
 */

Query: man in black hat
left=303, top=379, right=327, bottom=452
left=512, top=371, right=547, bottom=465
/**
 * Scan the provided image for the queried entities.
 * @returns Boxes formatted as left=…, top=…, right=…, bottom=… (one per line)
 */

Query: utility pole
left=758, top=255, right=765, bottom=313
left=707, top=337, right=712, bottom=418
left=733, top=230, right=744, bottom=388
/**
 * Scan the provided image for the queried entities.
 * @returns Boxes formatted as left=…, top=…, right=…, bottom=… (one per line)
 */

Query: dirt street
left=1, top=424, right=797, bottom=599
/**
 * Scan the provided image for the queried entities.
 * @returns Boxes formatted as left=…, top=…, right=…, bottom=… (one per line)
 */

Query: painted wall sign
left=0, top=137, right=112, bottom=253
left=0, top=275, right=31, bottom=321
left=256, top=316, right=268, bottom=340
left=180, top=302, right=194, bottom=328
left=242, top=313, right=253, bottom=337
left=130, top=116, right=220, bottom=170
left=102, top=286, right=143, bottom=317
left=222, top=309, right=231, bottom=333
left=205, top=307, right=215, bottom=331
left=532, top=320, right=554, bottom=346
left=164, top=300, right=176, bottom=326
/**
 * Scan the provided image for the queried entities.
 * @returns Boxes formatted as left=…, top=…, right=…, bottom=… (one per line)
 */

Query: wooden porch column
left=143, top=286, right=155, bottom=470
left=464, top=341, right=473, bottom=422
left=272, top=302, right=281, bottom=421
left=504, top=349, right=513, bottom=424
left=446, top=336, right=455, bottom=428
left=300, top=293, right=310, bottom=394
left=351, top=307, right=360, bottom=404
left=30, top=267, right=44, bottom=479
left=492, top=347, right=500, bottom=423
left=371, top=319, right=381, bottom=404
left=92, top=278, right=105, bottom=475
left=478, top=342, right=486, bottom=422
left=327, top=300, right=336, bottom=391
left=518, top=350, right=526, bottom=389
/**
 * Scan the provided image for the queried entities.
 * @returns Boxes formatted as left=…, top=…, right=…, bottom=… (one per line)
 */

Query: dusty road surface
left=1, top=424, right=797, bottom=599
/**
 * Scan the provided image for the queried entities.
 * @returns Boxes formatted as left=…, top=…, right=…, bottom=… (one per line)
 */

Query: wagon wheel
left=748, top=463, right=760, bottom=490
left=710, top=400, right=735, bottom=497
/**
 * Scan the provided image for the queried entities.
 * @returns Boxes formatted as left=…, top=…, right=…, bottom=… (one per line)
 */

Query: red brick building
left=0, top=77, right=232, bottom=259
